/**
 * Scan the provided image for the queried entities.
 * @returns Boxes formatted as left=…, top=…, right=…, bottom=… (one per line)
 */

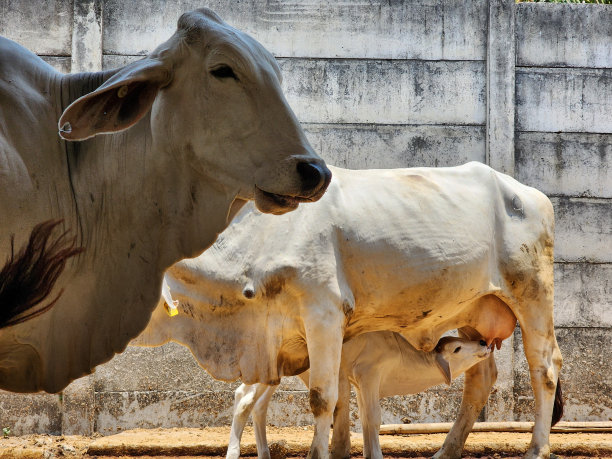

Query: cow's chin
left=254, top=187, right=300, bottom=215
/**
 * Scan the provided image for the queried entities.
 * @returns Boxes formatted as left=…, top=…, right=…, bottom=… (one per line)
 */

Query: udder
left=468, top=295, right=517, bottom=349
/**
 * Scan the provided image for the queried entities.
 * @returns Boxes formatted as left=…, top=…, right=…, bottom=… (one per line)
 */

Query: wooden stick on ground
left=379, top=421, right=612, bottom=435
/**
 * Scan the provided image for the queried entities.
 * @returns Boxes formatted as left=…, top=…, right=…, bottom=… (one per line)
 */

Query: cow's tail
left=0, top=220, right=84, bottom=329
left=551, top=376, right=564, bottom=427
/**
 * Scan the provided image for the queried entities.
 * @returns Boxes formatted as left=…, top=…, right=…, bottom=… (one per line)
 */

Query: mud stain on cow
left=500, top=234, right=554, bottom=309
left=342, top=299, right=354, bottom=318
left=309, top=387, right=328, bottom=417
left=263, top=275, right=285, bottom=299
left=217, top=294, right=245, bottom=308
left=525, top=278, right=540, bottom=300
left=180, top=301, right=195, bottom=318
left=397, top=173, right=441, bottom=192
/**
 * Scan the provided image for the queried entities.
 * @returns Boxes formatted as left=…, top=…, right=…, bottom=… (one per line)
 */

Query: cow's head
left=58, top=8, right=330, bottom=215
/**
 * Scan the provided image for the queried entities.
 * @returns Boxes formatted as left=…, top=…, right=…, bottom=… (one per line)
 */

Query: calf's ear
left=435, top=353, right=452, bottom=386
left=59, top=59, right=171, bottom=141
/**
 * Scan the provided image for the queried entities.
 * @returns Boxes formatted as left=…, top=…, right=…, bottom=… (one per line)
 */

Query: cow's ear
left=435, top=353, right=452, bottom=386
left=58, top=59, right=171, bottom=141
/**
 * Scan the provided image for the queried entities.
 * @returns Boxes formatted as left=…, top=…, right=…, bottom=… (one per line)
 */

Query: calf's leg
left=433, top=333, right=497, bottom=459
left=330, top=372, right=352, bottom=459
left=355, top=373, right=383, bottom=459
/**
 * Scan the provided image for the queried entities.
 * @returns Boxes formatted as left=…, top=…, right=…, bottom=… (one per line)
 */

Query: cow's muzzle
left=296, top=161, right=331, bottom=201
left=254, top=161, right=332, bottom=215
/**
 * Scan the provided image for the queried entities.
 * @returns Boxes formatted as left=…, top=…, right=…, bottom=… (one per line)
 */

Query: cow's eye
left=210, top=65, right=238, bottom=80
left=454, top=346, right=461, bottom=353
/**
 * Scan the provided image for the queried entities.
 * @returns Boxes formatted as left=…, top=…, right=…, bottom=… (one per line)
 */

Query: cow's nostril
left=296, top=161, right=325, bottom=193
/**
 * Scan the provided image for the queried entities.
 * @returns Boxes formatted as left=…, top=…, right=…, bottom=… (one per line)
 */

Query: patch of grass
left=517, top=0, right=612, bottom=4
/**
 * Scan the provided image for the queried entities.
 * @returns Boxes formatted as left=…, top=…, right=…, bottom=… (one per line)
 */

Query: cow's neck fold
left=58, top=70, right=115, bottom=114
left=60, top=98, right=237, bottom=276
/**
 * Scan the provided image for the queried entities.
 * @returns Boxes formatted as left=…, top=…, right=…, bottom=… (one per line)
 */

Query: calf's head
left=434, top=337, right=492, bottom=385
left=58, top=8, right=330, bottom=215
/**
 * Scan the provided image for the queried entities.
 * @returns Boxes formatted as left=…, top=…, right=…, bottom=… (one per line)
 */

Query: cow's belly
left=345, top=288, right=517, bottom=353
left=344, top=263, right=495, bottom=351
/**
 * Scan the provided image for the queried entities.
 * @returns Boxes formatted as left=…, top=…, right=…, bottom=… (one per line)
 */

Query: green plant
left=2, top=427, right=10, bottom=438
left=517, top=0, right=612, bottom=4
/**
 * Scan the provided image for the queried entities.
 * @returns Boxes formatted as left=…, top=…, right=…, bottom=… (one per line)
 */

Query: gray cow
left=0, top=8, right=330, bottom=393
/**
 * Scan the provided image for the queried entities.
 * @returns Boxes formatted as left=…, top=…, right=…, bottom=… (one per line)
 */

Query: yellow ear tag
left=161, top=277, right=179, bottom=317
left=164, top=300, right=179, bottom=317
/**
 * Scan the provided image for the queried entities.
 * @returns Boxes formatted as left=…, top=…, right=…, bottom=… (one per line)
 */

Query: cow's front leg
left=227, top=383, right=275, bottom=459
left=252, top=385, right=277, bottom=459
left=433, top=333, right=497, bottom=459
left=303, top=305, right=345, bottom=459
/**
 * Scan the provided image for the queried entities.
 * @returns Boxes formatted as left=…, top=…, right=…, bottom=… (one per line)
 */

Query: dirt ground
left=0, top=426, right=611, bottom=458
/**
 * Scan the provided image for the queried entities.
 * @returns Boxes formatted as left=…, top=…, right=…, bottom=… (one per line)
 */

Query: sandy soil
left=0, top=426, right=610, bottom=458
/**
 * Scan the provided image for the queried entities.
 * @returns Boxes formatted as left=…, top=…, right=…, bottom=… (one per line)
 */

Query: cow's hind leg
left=503, top=242, right=562, bottom=459
left=514, top=302, right=563, bottom=459
left=433, top=331, right=497, bottom=459
left=303, top=302, right=345, bottom=459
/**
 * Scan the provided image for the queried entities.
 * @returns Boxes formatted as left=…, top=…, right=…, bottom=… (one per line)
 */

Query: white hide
left=136, top=163, right=561, bottom=459
left=0, top=8, right=330, bottom=393
left=225, top=333, right=492, bottom=459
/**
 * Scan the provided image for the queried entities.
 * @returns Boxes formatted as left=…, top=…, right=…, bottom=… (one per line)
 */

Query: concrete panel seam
left=486, top=0, right=516, bottom=176
left=72, top=0, right=104, bottom=72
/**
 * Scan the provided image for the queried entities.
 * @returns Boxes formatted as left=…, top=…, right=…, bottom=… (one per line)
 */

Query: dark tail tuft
left=0, top=220, right=84, bottom=329
left=551, top=377, right=564, bottom=427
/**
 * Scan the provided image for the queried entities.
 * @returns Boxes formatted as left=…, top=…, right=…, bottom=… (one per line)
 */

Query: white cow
left=0, top=8, right=330, bottom=393
left=136, top=163, right=562, bottom=459
left=225, top=333, right=493, bottom=459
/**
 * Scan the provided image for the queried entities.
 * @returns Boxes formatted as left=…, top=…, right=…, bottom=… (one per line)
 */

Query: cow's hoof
left=330, top=450, right=350, bottom=459
left=523, top=445, right=551, bottom=459
left=432, top=448, right=461, bottom=459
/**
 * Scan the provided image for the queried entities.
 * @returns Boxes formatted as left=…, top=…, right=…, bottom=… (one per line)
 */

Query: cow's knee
left=234, top=385, right=257, bottom=418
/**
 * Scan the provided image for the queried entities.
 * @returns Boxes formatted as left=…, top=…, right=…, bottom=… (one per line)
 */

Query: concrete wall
left=513, top=2, right=612, bottom=423
left=0, top=0, right=610, bottom=436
